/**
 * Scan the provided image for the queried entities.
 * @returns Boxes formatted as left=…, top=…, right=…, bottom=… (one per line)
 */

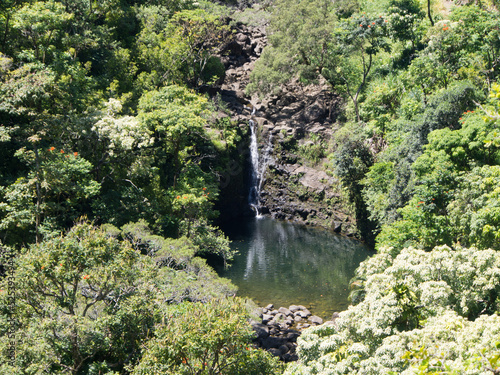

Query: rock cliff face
left=216, top=22, right=358, bottom=236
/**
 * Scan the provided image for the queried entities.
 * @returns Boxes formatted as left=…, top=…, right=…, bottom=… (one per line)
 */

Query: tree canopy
left=2, top=0, right=500, bottom=373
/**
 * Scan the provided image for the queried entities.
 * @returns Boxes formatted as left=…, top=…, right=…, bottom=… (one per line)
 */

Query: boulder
left=279, top=345, right=290, bottom=355
left=278, top=307, right=292, bottom=316
left=223, top=40, right=243, bottom=56
left=251, top=322, right=270, bottom=339
left=236, top=33, right=249, bottom=43
left=309, top=315, right=323, bottom=325
left=333, top=221, right=342, bottom=233
left=262, top=314, right=273, bottom=324
left=296, top=310, right=311, bottom=319
left=268, top=348, right=282, bottom=357
left=302, top=100, right=326, bottom=122
left=286, top=331, right=301, bottom=342
left=283, top=352, right=299, bottom=362
left=270, top=327, right=279, bottom=335
left=261, top=336, right=286, bottom=349
left=273, top=312, right=285, bottom=321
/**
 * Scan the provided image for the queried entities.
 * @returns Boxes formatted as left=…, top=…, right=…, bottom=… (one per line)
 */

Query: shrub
left=132, top=297, right=284, bottom=375
left=286, top=245, right=500, bottom=374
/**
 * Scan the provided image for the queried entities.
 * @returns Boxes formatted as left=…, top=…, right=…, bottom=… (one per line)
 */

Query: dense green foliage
left=133, top=298, right=284, bottom=375
left=3, top=0, right=500, bottom=373
left=0, top=222, right=283, bottom=374
left=0, top=0, right=239, bottom=246
left=247, top=0, right=500, bottom=373
left=0, top=0, right=282, bottom=373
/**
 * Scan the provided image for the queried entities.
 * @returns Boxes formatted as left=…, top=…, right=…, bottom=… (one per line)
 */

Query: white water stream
left=248, top=107, right=274, bottom=217
left=248, top=107, right=261, bottom=216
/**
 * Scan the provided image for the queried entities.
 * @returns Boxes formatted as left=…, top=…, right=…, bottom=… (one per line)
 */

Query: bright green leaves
left=332, top=137, right=375, bottom=242
left=0, top=221, right=157, bottom=374
left=363, top=81, right=478, bottom=237
left=0, top=220, right=239, bottom=373
left=376, top=148, right=457, bottom=250
left=11, top=1, right=72, bottom=64
left=387, top=0, right=424, bottom=48
left=405, top=6, right=500, bottom=98
left=168, top=9, right=229, bottom=86
left=91, top=86, right=229, bottom=253
left=361, top=76, right=403, bottom=135
left=133, top=298, right=283, bottom=375
left=247, top=0, right=337, bottom=95
left=374, top=86, right=500, bottom=252
left=17, top=222, right=142, bottom=312
left=138, top=85, right=209, bottom=160
left=483, top=82, right=500, bottom=124
left=136, top=8, right=229, bottom=88
left=362, top=161, right=396, bottom=224
left=449, top=6, right=500, bottom=85
left=0, top=146, right=100, bottom=242
left=0, top=63, right=58, bottom=119
left=449, top=165, right=500, bottom=250
left=40, top=148, right=100, bottom=200
left=337, top=14, right=390, bottom=50
left=137, top=85, right=211, bottom=188
left=171, top=182, right=234, bottom=267
left=138, top=85, right=208, bottom=138
left=173, top=192, right=212, bottom=225
left=119, top=220, right=237, bottom=302
left=325, top=13, right=390, bottom=121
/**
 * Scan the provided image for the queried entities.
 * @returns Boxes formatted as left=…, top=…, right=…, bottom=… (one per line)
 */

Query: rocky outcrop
left=250, top=303, right=338, bottom=362
left=215, top=21, right=358, bottom=236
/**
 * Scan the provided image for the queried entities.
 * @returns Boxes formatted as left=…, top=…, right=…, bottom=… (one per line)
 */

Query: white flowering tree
left=92, top=98, right=153, bottom=157
left=286, top=245, right=500, bottom=374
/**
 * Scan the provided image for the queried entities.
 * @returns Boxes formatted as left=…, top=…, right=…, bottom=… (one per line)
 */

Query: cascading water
left=248, top=108, right=274, bottom=217
left=248, top=108, right=262, bottom=216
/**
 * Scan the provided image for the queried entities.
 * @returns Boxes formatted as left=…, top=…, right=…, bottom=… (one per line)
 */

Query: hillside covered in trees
left=1, top=0, right=500, bottom=373
left=249, top=0, right=500, bottom=373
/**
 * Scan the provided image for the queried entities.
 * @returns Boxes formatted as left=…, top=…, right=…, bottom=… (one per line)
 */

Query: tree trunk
left=427, top=0, right=434, bottom=26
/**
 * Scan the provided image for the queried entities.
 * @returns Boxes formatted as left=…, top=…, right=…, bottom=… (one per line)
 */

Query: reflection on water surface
left=217, top=217, right=372, bottom=319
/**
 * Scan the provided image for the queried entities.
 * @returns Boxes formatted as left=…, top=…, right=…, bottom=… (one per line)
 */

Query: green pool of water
left=217, top=217, right=372, bottom=320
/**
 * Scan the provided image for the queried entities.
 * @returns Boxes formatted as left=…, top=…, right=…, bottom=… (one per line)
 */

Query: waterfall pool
left=216, top=216, right=372, bottom=320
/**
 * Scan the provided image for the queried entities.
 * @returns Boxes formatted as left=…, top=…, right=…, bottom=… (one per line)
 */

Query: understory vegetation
left=1, top=0, right=500, bottom=373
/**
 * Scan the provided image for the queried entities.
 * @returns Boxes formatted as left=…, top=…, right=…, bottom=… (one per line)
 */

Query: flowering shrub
left=93, top=98, right=153, bottom=156
left=286, top=245, right=500, bottom=374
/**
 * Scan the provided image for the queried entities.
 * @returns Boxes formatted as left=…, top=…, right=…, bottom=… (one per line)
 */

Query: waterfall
left=248, top=108, right=274, bottom=217
left=248, top=107, right=262, bottom=217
